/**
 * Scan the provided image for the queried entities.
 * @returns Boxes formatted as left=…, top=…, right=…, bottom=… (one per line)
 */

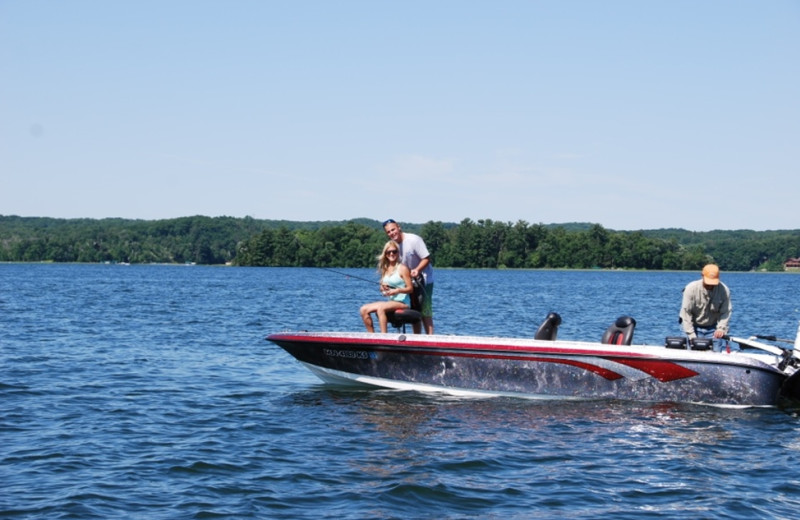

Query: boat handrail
left=726, top=335, right=786, bottom=357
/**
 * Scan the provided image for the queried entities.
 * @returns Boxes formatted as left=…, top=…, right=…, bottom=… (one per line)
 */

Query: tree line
left=0, top=215, right=263, bottom=265
left=2, top=215, right=798, bottom=272
left=235, top=218, right=799, bottom=272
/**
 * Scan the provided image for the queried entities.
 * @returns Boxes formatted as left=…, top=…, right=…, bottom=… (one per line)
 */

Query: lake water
left=2, top=264, right=800, bottom=519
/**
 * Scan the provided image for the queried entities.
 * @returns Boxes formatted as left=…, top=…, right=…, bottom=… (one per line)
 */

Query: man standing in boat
left=383, top=219, right=435, bottom=334
left=679, top=263, right=733, bottom=352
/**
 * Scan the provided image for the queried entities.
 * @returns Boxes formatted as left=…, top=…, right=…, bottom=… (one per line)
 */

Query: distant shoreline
left=3, top=261, right=799, bottom=275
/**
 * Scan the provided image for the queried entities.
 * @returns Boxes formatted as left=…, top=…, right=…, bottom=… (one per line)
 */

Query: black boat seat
left=386, top=275, right=426, bottom=333
left=387, top=308, right=422, bottom=333
left=534, top=312, right=562, bottom=341
left=602, top=316, right=636, bottom=345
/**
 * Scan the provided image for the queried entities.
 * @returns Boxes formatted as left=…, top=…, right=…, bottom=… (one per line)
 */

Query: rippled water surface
left=2, top=264, right=800, bottom=519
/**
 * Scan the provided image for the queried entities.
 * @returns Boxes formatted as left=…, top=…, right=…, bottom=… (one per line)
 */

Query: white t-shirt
left=399, top=232, right=434, bottom=285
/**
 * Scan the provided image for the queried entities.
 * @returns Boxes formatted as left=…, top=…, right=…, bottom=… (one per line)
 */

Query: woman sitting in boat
left=359, top=240, right=413, bottom=333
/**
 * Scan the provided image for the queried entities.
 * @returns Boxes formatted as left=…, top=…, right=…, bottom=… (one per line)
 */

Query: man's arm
left=715, top=285, right=732, bottom=335
left=411, top=257, right=430, bottom=278
left=679, top=286, right=696, bottom=338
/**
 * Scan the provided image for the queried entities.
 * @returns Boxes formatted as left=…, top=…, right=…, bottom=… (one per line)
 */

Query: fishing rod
left=317, top=266, right=380, bottom=285
left=317, top=266, right=428, bottom=305
left=318, top=266, right=427, bottom=297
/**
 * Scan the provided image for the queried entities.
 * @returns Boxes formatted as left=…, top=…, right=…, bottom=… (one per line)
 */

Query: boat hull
left=268, top=332, right=790, bottom=407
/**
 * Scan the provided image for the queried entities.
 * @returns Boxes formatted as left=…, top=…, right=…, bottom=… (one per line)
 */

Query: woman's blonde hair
left=376, top=240, right=400, bottom=277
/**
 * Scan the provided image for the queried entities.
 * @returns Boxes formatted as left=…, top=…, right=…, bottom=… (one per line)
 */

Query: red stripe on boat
left=607, top=358, right=698, bottom=382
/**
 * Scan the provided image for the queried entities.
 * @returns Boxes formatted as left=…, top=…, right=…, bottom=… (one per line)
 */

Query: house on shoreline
left=785, top=258, right=800, bottom=271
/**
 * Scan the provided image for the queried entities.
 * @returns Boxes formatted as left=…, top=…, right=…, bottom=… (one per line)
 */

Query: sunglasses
left=382, top=219, right=397, bottom=227
left=386, top=250, right=398, bottom=255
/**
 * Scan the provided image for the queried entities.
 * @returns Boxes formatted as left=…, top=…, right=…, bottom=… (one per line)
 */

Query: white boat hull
left=268, top=331, right=800, bottom=407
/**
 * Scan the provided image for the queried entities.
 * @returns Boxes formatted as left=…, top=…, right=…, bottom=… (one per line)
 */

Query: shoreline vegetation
left=1, top=215, right=798, bottom=272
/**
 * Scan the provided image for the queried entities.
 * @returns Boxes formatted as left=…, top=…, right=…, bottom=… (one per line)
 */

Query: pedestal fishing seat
left=602, top=316, right=637, bottom=345
left=387, top=308, right=423, bottom=333
left=534, top=312, right=562, bottom=340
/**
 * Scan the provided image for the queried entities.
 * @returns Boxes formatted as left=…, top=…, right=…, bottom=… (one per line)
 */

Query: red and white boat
left=267, top=312, right=800, bottom=407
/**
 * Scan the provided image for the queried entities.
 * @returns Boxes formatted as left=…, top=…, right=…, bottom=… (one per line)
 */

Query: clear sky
left=1, top=1, right=798, bottom=231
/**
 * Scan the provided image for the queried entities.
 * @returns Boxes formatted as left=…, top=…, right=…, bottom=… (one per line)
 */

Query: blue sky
left=1, top=1, right=798, bottom=231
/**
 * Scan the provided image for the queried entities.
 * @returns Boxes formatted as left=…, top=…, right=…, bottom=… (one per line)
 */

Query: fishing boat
left=267, top=311, right=800, bottom=407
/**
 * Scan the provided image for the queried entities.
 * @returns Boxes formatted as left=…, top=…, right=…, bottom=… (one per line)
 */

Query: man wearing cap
left=679, top=264, right=733, bottom=352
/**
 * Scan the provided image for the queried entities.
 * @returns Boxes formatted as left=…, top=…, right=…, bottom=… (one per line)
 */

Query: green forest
left=1, top=215, right=799, bottom=272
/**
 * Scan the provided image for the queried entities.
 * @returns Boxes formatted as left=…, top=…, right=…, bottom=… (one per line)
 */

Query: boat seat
left=534, top=312, right=562, bottom=340
left=387, top=275, right=426, bottom=333
left=602, top=316, right=636, bottom=345
left=387, top=308, right=422, bottom=333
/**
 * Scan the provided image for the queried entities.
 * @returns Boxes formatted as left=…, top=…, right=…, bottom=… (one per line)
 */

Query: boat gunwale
left=267, top=331, right=785, bottom=374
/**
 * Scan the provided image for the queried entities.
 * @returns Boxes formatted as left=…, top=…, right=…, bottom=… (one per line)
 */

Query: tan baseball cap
left=702, top=264, right=720, bottom=285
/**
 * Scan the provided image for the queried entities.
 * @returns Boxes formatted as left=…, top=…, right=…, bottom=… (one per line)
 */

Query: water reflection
left=278, top=387, right=800, bottom=518
left=285, top=388, right=765, bottom=461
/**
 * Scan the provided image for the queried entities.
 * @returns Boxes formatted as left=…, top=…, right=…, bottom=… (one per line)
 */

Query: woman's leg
left=375, top=302, right=407, bottom=333
left=361, top=301, right=408, bottom=333
left=376, top=308, right=389, bottom=333
left=360, top=303, right=376, bottom=332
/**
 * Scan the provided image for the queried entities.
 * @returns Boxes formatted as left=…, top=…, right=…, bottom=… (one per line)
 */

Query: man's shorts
left=420, top=283, right=433, bottom=318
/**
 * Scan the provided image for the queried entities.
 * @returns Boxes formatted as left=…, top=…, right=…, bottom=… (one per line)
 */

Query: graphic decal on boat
left=314, top=342, right=700, bottom=383
left=323, top=348, right=371, bottom=359
left=608, top=358, right=699, bottom=382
